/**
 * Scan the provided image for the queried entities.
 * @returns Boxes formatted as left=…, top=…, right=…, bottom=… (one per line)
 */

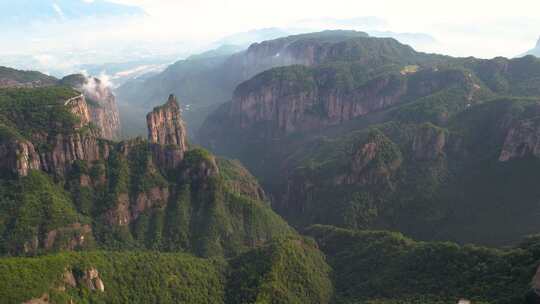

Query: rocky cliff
left=117, top=30, right=440, bottom=138
left=147, top=94, right=188, bottom=148
left=146, top=94, right=188, bottom=169
left=203, top=66, right=483, bottom=146
left=499, top=115, right=540, bottom=161
left=60, top=74, right=121, bottom=140
left=0, top=93, right=109, bottom=177
left=0, top=88, right=293, bottom=257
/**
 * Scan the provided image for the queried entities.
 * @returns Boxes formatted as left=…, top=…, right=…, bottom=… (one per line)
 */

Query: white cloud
left=104, top=0, right=540, bottom=58
left=2, top=0, right=540, bottom=75
left=52, top=3, right=65, bottom=19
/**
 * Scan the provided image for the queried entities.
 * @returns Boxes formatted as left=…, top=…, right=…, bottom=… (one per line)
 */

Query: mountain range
left=116, top=30, right=440, bottom=138
left=2, top=30, right=540, bottom=304
left=198, top=31, right=540, bottom=246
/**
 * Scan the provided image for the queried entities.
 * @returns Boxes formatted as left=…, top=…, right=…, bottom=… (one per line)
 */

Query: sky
left=1, top=0, right=539, bottom=76
left=105, top=0, right=540, bottom=57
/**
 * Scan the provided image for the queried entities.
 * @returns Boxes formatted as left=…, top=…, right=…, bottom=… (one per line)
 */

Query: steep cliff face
left=86, top=79, right=121, bottom=140
left=0, top=140, right=41, bottom=177
left=146, top=94, right=188, bottom=169
left=499, top=116, right=540, bottom=161
left=411, top=123, right=447, bottom=161
left=222, top=30, right=371, bottom=83
left=65, top=94, right=92, bottom=127
left=345, top=131, right=403, bottom=186
left=60, top=74, right=121, bottom=140
left=207, top=66, right=482, bottom=145
left=0, top=89, right=294, bottom=257
left=147, top=94, right=188, bottom=148
left=0, top=92, right=110, bottom=177
left=117, top=30, right=440, bottom=138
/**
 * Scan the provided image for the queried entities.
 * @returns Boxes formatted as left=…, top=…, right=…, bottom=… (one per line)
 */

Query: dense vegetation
left=0, top=237, right=331, bottom=304
left=0, top=86, right=81, bottom=140
left=306, top=225, right=538, bottom=304
left=3, top=31, right=540, bottom=304
left=0, top=66, right=57, bottom=87
left=0, top=141, right=295, bottom=258
left=199, top=33, right=540, bottom=246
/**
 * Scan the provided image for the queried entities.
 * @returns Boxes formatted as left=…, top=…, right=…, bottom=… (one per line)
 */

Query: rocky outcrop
left=0, top=94, right=111, bottom=177
left=132, top=187, right=170, bottom=220
left=105, top=193, right=131, bottom=226
left=43, top=223, right=93, bottom=251
left=23, top=267, right=105, bottom=303
left=146, top=95, right=188, bottom=169
left=20, top=223, right=93, bottom=255
left=81, top=268, right=105, bottom=292
left=61, top=74, right=121, bottom=140
left=147, top=95, right=188, bottom=147
left=207, top=67, right=479, bottom=145
left=345, top=132, right=402, bottom=186
left=527, top=264, right=540, bottom=303
left=412, top=124, right=447, bottom=161
left=222, top=30, right=422, bottom=86
left=65, top=94, right=92, bottom=128
left=0, top=140, right=41, bottom=177
left=85, top=78, right=121, bottom=140
left=499, top=117, right=540, bottom=161
left=39, top=132, right=110, bottom=176
left=150, top=143, right=185, bottom=171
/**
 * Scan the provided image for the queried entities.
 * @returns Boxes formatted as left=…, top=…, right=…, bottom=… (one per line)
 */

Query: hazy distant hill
left=522, top=37, right=540, bottom=57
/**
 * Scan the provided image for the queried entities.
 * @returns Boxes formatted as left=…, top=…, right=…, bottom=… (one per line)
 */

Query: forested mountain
left=0, top=81, right=328, bottom=303
left=3, top=31, right=540, bottom=304
left=115, top=30, right=411, bottom=137
left=199, top=31, right=540, bottom=246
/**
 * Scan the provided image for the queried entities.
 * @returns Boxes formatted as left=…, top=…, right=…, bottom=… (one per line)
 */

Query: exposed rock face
left=81, top=268, right=105, bottom=292
left=0, top=94, right=111, bottom=177
left=147, top=94, right=188, bottom=147
left=0, top=140, right=41, bottom=177
left=412, top=124, right=447, bottom=161
left=63, top=269, right=77, bottom=288
left=345, top=132, right=402, bottom=186
left=132, top=187, right=170, bottom=220
left=499, top=117, right=540, bottom=161
left=39, top=132, right=110, bottom=177
left=182, top=154, right=219, bottom=183
left=61, top=74, right=121, bottom=140
left=222, top=31, right=417, bottom=86
left=105, top=193, right=131, bottom=226
left=86, top=81, right=121, bottom=140
left=207, top=68, right=479, bottom=145
left=20, top=223, right=94, bottom=255
left=65, top=94, right=92, bottom=128
left=146, top=94, right=188, bottom=169
left=44, top=223, right=93, bottom=251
